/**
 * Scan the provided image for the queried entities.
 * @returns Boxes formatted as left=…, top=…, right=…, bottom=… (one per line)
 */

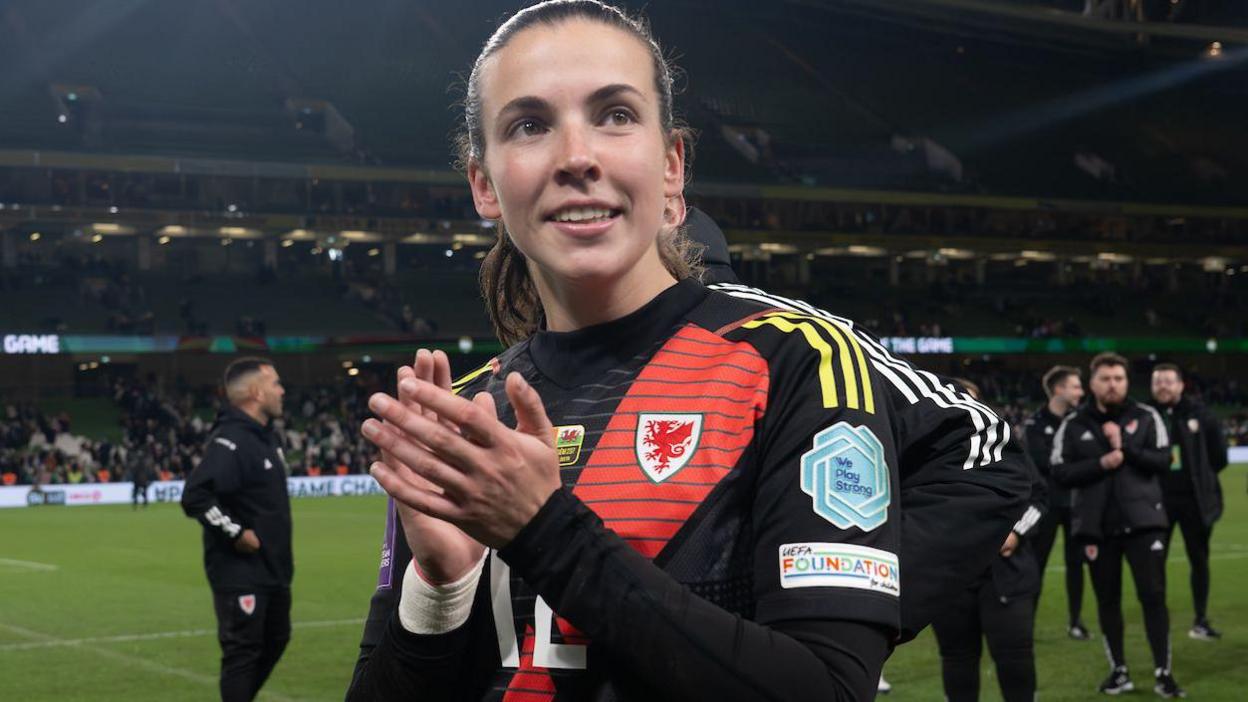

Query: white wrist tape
left=397, top=552, right=487, bottom=635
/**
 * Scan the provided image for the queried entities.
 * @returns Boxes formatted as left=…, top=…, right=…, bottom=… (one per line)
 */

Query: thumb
left=506, top=372, right=553, bottom=446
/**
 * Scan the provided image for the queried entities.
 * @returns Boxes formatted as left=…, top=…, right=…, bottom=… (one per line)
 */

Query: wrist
left=398, top=552, right=487, bottom=635
left=411, top=548, right=485, bottom=587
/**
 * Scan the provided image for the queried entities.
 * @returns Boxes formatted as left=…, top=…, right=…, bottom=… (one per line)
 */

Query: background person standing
left=1051, top=352, right=1182, bottom=698
left=1023, top=365, right=1090, bottom=639
left=1151, top=362, right=1229, bottom=641
left=182, top=357, right=293, bottom=702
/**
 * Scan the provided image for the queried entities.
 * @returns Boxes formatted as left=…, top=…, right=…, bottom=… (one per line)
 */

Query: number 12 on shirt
left=489, top=551, right=588, bottom=670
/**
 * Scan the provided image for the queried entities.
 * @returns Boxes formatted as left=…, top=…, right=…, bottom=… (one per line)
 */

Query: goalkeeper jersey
left=347, top=279, right=1028, bottom=701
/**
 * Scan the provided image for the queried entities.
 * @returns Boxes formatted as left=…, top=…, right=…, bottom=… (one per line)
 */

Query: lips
left=544, top=200, right=623, bottom=222
left=542, top=202, right=623, bottom=240
left=548, top=206, right=620, bottom=223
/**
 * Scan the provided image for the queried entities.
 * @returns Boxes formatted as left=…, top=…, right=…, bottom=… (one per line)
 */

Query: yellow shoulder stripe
left=450, top=362, right=493, bottom=396
left=741, top=312, right=875, bottom=414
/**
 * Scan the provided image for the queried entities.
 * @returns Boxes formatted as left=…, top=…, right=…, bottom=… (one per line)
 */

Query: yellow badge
left=554, top=425, right=586, bottom=467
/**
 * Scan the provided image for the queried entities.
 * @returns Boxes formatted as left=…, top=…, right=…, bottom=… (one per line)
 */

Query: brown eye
left=604, top=109, right=635, bottom=127
left=509, top=118, right=546, bottom=138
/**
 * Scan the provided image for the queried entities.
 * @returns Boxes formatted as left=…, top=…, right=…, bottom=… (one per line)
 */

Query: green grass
left=1, top=467, right=1245, bottom=701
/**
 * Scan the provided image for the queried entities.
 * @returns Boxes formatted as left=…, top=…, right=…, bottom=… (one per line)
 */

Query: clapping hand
left=362, top=353, right=562, bottom=557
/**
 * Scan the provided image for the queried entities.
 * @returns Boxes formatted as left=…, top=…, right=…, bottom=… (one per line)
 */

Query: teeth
left=553, top=207, right=613, bottom=223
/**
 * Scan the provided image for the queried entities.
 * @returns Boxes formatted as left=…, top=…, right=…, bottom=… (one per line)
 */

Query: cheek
left=488, top=155, right=544, bottom=219
left=610, top=146, right=670, bottom=217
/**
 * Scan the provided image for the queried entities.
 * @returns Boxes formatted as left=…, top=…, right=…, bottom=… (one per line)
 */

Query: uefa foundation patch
left=778, top=543, right=899, bottom=596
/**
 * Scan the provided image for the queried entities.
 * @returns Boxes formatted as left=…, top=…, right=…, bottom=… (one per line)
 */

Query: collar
left=527, top=278, right=710, bottom=388
left=217, top=406, right=272, bottom=437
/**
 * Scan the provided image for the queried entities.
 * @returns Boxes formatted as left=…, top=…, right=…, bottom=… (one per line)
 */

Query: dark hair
left=456, top=0, right=699, bottom=345
left=950, top=377, right=981, bottom=401
left=224, top=356, right=274, bottom=389
left=1089, top=352, right=1129, bottom=375
left=1042, top=365, right=1081, bottom=397
left=1152, top=362, right=1183, bottom=380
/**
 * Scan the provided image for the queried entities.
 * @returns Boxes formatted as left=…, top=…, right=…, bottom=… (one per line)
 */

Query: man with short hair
left=182, top=357, right=293, bottom=702
left=1051, top=352, right=1183, bottom=698
left=1150, top=362, right=1228, bottom=641
left=1023, top=365, right=1089, bottom=640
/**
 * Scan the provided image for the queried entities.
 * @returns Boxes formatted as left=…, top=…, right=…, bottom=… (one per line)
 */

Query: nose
left=554, top=123, right=600, bottom=185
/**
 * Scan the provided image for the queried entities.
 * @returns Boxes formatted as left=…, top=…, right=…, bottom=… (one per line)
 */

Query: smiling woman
left=345, top=2, right=1029, bottom=701
left=458, top=1, right=699, bottom=346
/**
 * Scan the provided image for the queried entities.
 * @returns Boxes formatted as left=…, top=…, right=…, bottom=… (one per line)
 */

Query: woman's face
left=468, top=19, right=684, bottom=290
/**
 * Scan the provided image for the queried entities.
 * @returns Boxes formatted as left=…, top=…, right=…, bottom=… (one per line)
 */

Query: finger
left=363, top=419, right=476, bottom=495
left=396, top=366, right=424, bottom=415
left=472, top=390, right=497, bottom=420
left=418, top=349, right=461, bottom=428
left=413, top=348, right=433, bottom=383
left=432, top=349, right=453, bottom=391
left=506, top=373, right=553, bottom=446
left=380, top=447, right=443, bottom=495
left=370, top=460, right=461, bottom=522
left=397, top=378, right=501, bottom=446
left=406, top=351, right=450, bottom=425
left=367, top=393, right=491, bottom=467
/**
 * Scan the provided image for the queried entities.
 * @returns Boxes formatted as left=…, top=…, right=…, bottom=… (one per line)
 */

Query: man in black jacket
left=931, top=378, right=1047, bottom=702
left=1022, top=365, right=1089, bottom=640
left=1051, top=352, right=1182, bottom=698
left=182, top=357, right=293, bottom=702
left=1150, top=363, right=1229, bottom=641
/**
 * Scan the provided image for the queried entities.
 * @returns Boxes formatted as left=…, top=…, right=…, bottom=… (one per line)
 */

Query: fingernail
left=368, top=394, right=393, bottom=412
left=399, top=378, right=418, bottom=395
left=361, top=420, right=380, bottom=438
left=368, top=461, right=384, bottom=476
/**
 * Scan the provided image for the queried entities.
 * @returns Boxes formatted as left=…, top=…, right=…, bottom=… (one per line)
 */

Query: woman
left=347, top=2, right=1027, bottom=700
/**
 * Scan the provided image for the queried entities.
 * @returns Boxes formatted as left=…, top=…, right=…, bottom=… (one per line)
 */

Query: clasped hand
left=360, top=350, right=562, bottom=580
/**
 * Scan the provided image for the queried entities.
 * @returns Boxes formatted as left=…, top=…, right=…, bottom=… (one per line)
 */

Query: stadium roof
left=1, top=0, right=1246, bottom=204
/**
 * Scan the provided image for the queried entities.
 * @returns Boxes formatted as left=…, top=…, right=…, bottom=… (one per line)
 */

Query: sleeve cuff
left=497, top=487, right=592, bottom=575
left=1012, top=505, right=1043, bottom=537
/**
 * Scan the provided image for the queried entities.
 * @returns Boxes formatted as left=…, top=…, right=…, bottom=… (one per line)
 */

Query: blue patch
left=800, top=422, right=889, bottom=532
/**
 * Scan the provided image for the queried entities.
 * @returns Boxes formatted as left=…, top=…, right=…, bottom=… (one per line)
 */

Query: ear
left=467, top=159, right=502, bottom=220
left=663, top=193, right=687, bottom=230
left=663, top=134, right=686, bottom=200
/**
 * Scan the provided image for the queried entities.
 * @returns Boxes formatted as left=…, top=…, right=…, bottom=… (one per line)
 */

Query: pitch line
left=0, top=617, right=363, bottom=652
left=0, top=557, right=59, bottom=572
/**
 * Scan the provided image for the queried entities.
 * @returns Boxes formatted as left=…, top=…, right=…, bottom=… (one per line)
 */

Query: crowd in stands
left=0, top=377, right=381, bottom=487
left=3, top=361, right=1245, bottom=490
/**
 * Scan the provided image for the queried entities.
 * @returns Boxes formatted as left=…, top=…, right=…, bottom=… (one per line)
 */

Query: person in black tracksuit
left=1150, top=363, right=1229, bottom=641
left=128, top=450, right=153, bottom=510
left=1022, top=365, right=1090, bottom=640
left=1050, top=353, right=1183, bottom=698
left=182, top=357, right=293, bottom=702
left=932, top=379, right=1047, bottom=702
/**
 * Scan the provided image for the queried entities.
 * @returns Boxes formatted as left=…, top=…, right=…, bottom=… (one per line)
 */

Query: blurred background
left=0, top=1, right=1246, bottom=699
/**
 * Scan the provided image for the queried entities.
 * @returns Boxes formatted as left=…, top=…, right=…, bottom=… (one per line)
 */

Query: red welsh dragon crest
left=635, top=413, right=703, bottom=483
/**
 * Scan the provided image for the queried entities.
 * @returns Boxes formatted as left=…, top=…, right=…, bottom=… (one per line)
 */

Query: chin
left=548, top=258, right=632, bottom=285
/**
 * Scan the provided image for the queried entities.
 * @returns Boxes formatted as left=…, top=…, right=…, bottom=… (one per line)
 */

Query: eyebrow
left=495, top=83, right=647, bottom=121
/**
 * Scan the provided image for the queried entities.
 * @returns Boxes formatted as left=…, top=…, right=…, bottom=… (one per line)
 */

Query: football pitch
left=1, top=467, right=1244, bottom=701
